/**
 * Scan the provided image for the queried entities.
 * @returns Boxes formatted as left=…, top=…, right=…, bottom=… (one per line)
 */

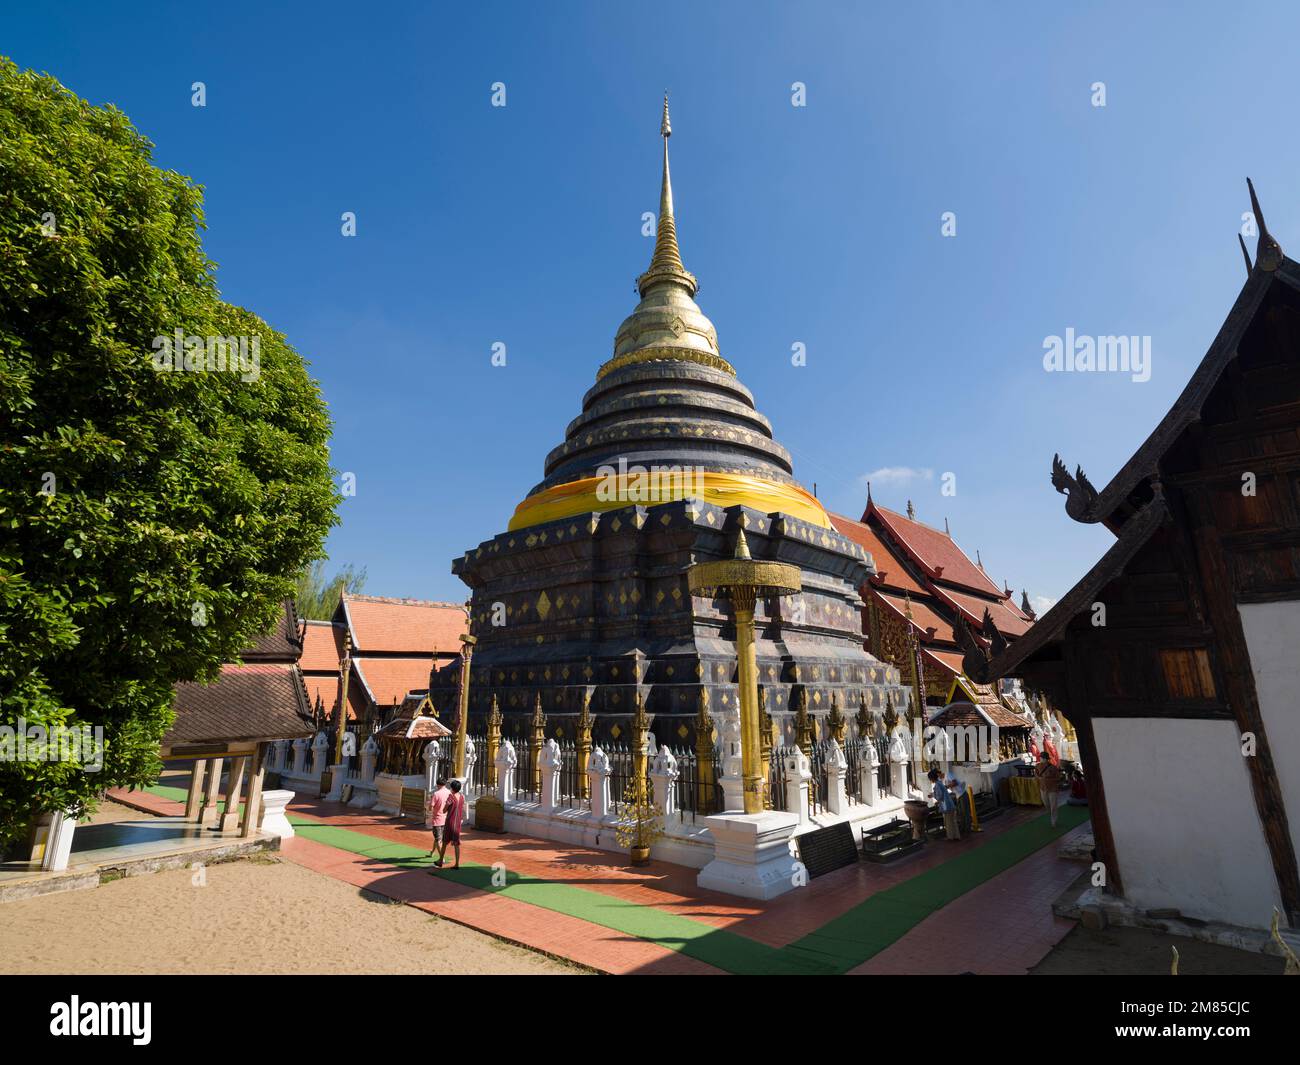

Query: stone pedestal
left=326, top=761, right=349, bottom=801
left=259, top=789, right=296, bottom=838
left=697, top=810, right=801, bottom=900
left=291, top=738, right=309, bottom=775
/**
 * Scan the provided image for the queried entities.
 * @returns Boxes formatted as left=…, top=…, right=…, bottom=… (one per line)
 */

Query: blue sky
left=4, top=1, right=1295, bottom=607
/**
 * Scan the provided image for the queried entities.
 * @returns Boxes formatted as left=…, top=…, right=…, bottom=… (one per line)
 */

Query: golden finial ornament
left=638, top=93, right=696, bottom=298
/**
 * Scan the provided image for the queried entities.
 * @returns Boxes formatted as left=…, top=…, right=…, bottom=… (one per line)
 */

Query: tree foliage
left=294, top=561, right=367, bottom=621
left=0, top=58, right=340, bottom=849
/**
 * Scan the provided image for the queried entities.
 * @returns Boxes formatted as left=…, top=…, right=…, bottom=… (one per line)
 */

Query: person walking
left=1035, top=750, right=1063, bottom=827
left=442, top=779, right=467, bottom=870
left=427, top=778, right=451, bottom=866
left=929, top=767, right=960, bottom=841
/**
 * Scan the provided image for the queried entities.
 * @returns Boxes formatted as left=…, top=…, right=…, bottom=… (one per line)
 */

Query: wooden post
left=219, top=756, right=247, bottom=833
left=241, top=745, right=266, bottom=838
left=200, top=757, right=223, bottom=826
left=185, top=759, right=208, bottom=822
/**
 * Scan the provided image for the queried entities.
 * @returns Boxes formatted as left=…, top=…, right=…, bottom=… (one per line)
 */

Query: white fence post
left=650, top=746, right=679, bottom=816
left=539, top=738, right=561, bottom=812
left=784, top=746, right=812, bottom=825
left=309, top=731, right=328, bottom=777
left=826, top=740, right=849, bottom=816
left=495, top=739, right=517, bottom=802
left=860, top=741, right=880, bottom=807
left=360, top=734, right=378, bottom=783
left=588, top=746, right=611, bottom=818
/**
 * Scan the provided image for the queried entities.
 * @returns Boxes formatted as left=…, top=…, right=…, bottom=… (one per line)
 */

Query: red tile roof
left=931, top=585, right=1034, bottom=638
left=923, top=648, right=967, bottom=675
left=300, top=620, right=346, bottom=672
left=165, top=663, right=312, bottom=747
left=830, top=513, right=926, bottom=594
left=302, top=673, right=369, bottom=722
left=339, top=594, right=465, bottom=655
left=871, top=504, right=1007, bottom=599
left=875, top=590, right=955, bottom=644
left=352, top=657, right=437, bottom=708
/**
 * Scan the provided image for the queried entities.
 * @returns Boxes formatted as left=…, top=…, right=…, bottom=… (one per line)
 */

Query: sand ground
left=0, top=810, right=583, bottom=975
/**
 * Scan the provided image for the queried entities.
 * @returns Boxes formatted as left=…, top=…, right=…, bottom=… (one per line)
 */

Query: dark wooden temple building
left=431, top=100, right=910, bottom=746
left=967, top=182, right=1300, bottom=931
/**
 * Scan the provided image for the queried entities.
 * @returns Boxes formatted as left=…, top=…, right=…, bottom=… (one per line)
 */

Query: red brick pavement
left=109, top=785, right=1084, bottom=974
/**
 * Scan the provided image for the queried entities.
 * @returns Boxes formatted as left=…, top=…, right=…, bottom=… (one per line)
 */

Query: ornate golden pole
left=758, top=687, right=775, bottom=811
left=452, top=613, right=476, bottom=778
left=576, top=687, right=594, bottom=800
left=529, top=694, right=545, bottom=793
left=688, top=528, right=800, bottom=817
left=485, top=694, right=502, bottom=790
left=333, top=631, right=353, bottom=767
left=794, top=686, right=814, bottom=752
left=631, top=689, right=650, bottom=806
left=695, top=687, right=715, bottom=800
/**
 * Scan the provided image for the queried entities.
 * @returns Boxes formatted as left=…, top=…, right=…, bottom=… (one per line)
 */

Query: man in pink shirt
left=427, top=779, right=451, bottom=863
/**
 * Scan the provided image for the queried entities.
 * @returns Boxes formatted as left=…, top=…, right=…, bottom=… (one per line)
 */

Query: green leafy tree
left=0, top=59, right=340, bottom=850
left=294, top=561, right=367, bottom=621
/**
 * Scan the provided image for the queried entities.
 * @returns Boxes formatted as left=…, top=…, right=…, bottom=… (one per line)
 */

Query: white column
left=495, top=739, right=517, bottom=802
left=783, top=746, right=812, bottom=825
left=291, top=737, right=309, bottom=774
left=889, top=732, right=910, bottom=800
left=40, top=808, right=78, bottom=872
left=309, top=731, right=329, bottom=776
left=538, top=738, right=561, bottom=812
left=650, top=746, right=679, bottom=816
left=588, top=746, right=611, bottom=818
left=825, top=740, right=849, bottom=816
left=360, top=734, right=379, bottom=783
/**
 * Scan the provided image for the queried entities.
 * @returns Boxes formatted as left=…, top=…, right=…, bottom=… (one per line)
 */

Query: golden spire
left=638, top=94, right=697, bottom=297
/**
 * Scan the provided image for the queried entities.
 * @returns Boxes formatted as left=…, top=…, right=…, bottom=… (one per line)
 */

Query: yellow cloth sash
left=508, top=471, right=831, bottom=531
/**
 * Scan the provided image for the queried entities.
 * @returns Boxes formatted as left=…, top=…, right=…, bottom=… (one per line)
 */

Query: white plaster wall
left=1240, top=599, right=1300, bottom=898
left=1093, top=716, right=1283, bottom=928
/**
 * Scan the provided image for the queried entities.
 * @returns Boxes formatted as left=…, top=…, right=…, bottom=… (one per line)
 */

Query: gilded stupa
left=432, top=100, right=908, bottom=745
